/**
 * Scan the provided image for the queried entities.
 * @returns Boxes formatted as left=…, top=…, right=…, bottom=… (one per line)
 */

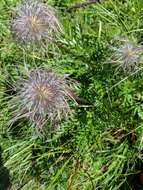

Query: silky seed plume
left=11, top=0, right=61, bottom=44
left=9, top=69, right=77, bottom=128
left=108, top=38, right=143, bottom=72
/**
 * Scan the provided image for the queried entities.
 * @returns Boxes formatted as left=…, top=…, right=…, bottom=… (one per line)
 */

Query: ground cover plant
left=0, top=0, right=143, bottom=189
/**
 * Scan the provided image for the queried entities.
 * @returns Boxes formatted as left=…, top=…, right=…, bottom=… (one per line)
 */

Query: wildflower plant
left=108, top=38, right=143, bottom=72
left=9, top=68, right=77, bottom=128
left=2, top=0, right=143, bottom=189
left=11, top=0, right=61, bottom=45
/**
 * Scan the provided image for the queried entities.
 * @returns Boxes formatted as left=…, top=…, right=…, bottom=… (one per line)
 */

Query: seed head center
left=123, top=47, right=133, bottom=59
left=37, top=85, right=52, bottom=99
left=27, top=16, right=40, bottom=31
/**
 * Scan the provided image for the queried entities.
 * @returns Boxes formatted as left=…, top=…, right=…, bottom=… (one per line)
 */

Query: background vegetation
left=0, top=0, right=143, bottom=189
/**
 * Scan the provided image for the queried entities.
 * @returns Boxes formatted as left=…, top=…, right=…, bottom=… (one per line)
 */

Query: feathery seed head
left=117, top=43, right=142, bottom=64
left=11, top=0, right=61, bottom=44
left=10, top=69, right=76, bottom=128
left=109, top=39, right=143, bottom=72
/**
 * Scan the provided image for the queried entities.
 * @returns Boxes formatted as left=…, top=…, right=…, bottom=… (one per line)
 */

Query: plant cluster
left=8, top=0, right=78, bottom=130
left=0, top=0, right=143, bottom=190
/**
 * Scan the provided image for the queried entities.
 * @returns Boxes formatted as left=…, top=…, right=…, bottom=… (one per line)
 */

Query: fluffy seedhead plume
left=11, top=0, right=61, bottom=44
left=9, top=69, right=76, bottom=128
left=108, top=39, right=143, bottom=72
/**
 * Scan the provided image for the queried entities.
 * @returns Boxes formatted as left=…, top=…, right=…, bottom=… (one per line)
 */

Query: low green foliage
left=0, top=0, right=143, bottom=189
